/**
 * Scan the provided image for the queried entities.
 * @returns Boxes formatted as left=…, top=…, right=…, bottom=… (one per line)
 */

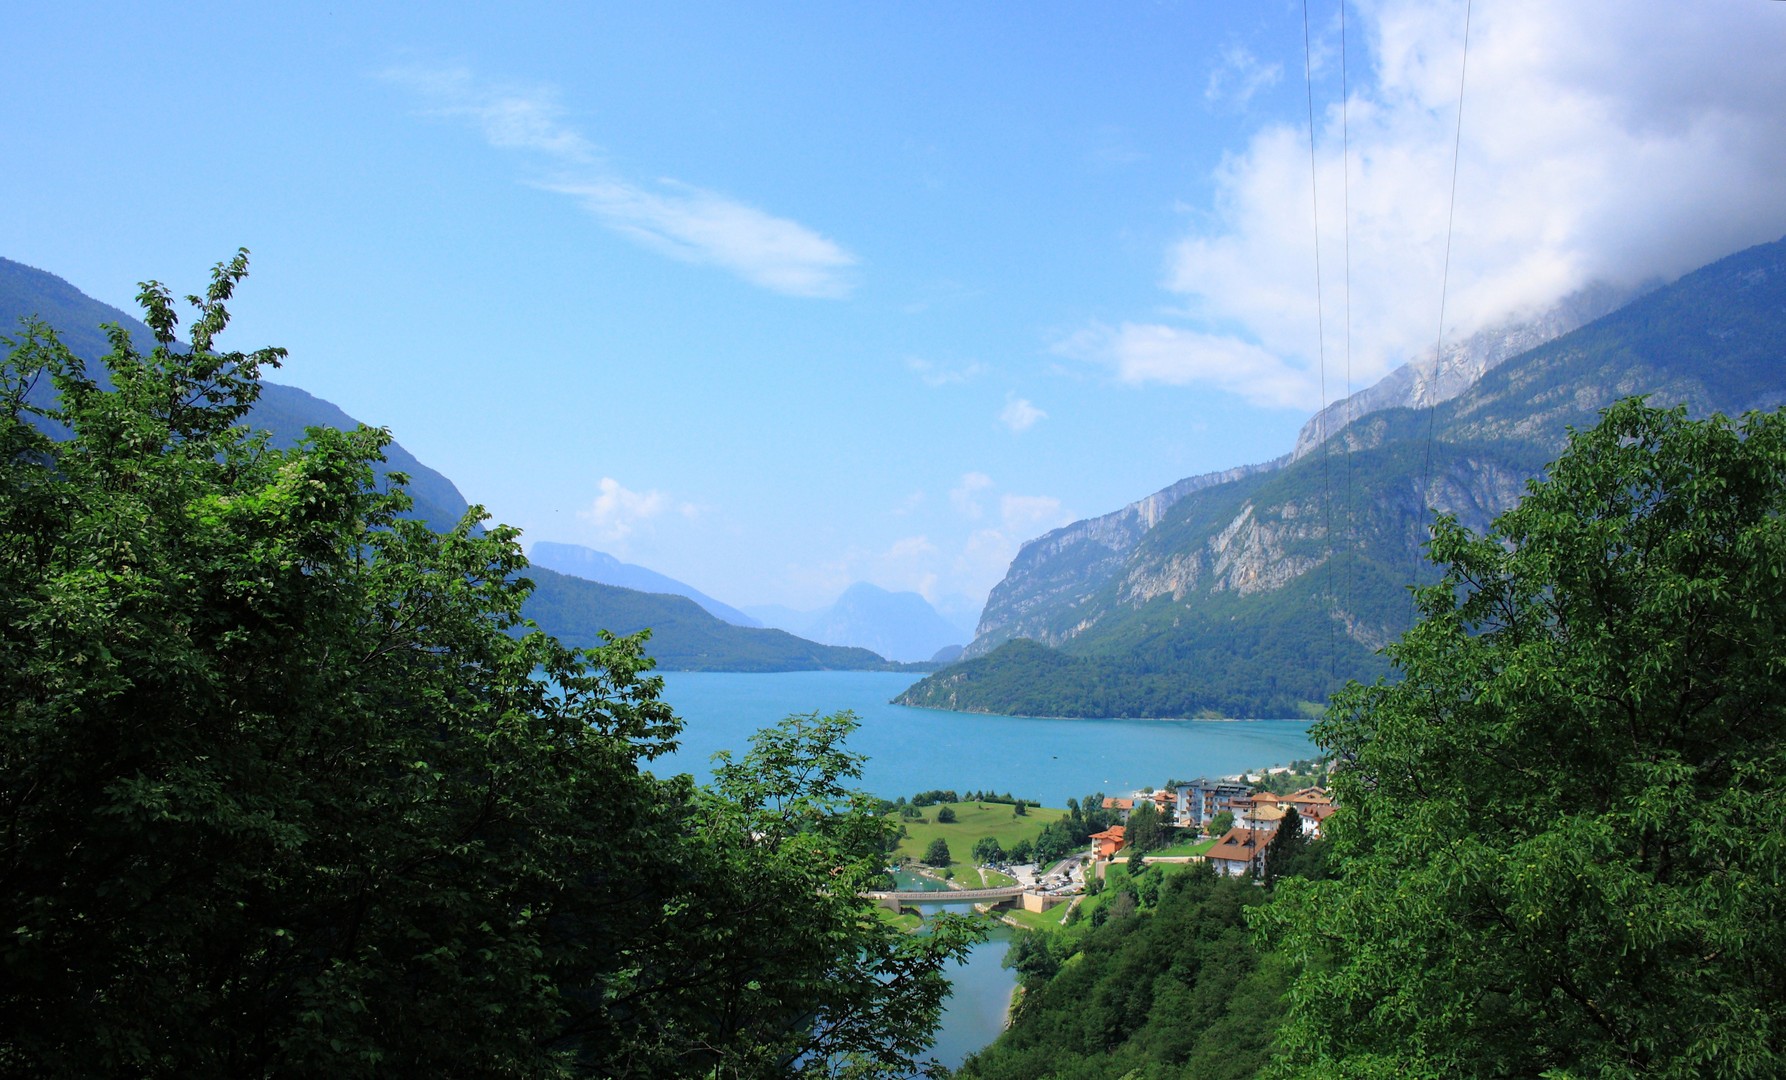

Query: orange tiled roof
left=1205, top=824, right=1276, bottom=864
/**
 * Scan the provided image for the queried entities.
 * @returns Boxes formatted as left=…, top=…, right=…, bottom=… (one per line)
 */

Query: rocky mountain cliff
left=966, top=278, right=1644, bottom=659
left=905, top=236, right=1786, bottom=718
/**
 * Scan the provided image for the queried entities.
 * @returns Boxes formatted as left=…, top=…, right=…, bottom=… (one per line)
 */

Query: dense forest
left=960, top=851, right=1326, bottom=1080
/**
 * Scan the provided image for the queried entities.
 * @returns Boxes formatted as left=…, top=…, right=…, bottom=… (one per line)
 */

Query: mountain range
left=745, top=582, right=970, bottom=664
left=0, top=257, right=912, bottom=674
left=528, top=542, right=762, bottom=627
left=897, top=235, right=1786, bottom=718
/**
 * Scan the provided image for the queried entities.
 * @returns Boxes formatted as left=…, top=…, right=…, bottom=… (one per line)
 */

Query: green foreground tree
left=1264, top=401, right=1786, bottom=1077
left=1124, top=799, right=1161, bottom=854
left=1260, top=806, right=1304, bottom=887
left=0, top=255, right=980, bottom=1078
left=1206, top=809, right=1234, bottom=838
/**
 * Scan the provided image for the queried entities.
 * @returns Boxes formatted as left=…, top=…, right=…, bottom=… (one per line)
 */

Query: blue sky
left=6, top=2, right=1785, bottom=626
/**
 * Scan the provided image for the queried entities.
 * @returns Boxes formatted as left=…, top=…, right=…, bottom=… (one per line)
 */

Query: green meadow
left=889, top=802, right=1069, bottom=872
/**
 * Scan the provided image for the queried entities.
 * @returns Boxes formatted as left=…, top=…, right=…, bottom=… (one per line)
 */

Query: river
left=653, top=670, right=1318, bottom=1071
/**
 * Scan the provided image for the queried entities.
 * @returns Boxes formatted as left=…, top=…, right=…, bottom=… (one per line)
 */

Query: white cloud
left=792, top=535, right=942, bottom=605
left=577, top=477, right=692, bottom=547
left=383, top=65, right=858, bottom=298
left=885, top=535, right=939, bottom=561
left=1205, top=44, right=1283, bottom=106
left=892, top=490, right=926, bottom=516
left=905, top=356, right=987, bottom=387
left=1055, top=322, right=1316, bottom=409
left=543, top=178, right=857, bottom=298
left=953, top=492, right=1074, bottom=600
left=998, top=396, right=1047, bottom=433
left=949, top=472, right=994, bottom=519
left=783, top=480, right=1071, bottom=622
left=1094, top=1, right=1786, bottom=410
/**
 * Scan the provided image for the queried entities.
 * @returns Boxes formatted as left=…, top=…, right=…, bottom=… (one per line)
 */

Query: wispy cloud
left=1055, top=323, right=1314, bottom=409
left=577, top=476, right=695, bottom=549
left=382, top=64, right=858, bottom=298
left=905, top=356, right=987, bottom=387
left=1205, top=45, right=1283, bottom=106
left=949, top=472, right=994, bottom=519
left=998, top=396, right=1047, bottom=433
left=542, top=178, right=857, bottom=298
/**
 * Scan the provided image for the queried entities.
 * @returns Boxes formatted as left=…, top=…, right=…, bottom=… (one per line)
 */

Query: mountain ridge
left=964, top=277, right=1645, bottom=659
left=904, top=235, right=1786, bottom=717
left=528, top=542, right=762, bottom=627
left=0, top=257, right=917, bottom=674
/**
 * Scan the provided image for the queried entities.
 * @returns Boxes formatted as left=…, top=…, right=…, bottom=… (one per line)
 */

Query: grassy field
left=889, top=802, right=1069, bottom=870
left=1150, top=836, right=1217, bottom=858
left=1005, top=900, right=1079, bottom=932
left=873, top=905, right=923, bottom=933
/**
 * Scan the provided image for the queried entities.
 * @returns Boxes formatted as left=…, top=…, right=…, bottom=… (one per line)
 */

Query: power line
left=1340, top=0, right=1355, bottom=639
left=1413, top=0, right=1473, bottom=626
left=1301, top=0, right=1336, bottom=681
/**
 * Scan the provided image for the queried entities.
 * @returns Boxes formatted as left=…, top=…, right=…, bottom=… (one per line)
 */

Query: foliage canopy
left=1264, top=400, right=1786, bottom=1077
left=0, top=255, right=979, bottom=1077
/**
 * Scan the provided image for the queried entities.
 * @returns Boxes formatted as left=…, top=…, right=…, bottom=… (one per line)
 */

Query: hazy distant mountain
left=755, top=583, right=962, bottom=664
left=528, top=542, right=761, bottom=627
left=740, top=603, right=822, bottom=636
left=520, top=567, right=917, bottom=672
left=901, top=235, right=1786, bottom=718
left=0, top=256, right=927, bottom=675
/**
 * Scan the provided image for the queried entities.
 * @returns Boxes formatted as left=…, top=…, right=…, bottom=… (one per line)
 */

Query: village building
left=1204, top=824, right=1274, bottom=878
left=1089, top=824, right=1127, bottom=859
left=1101, top=797, right=1135, bottom=824
left=1247, top=787, right=1337, bottom=838
left=1176, top=777, right=1252, bottom=831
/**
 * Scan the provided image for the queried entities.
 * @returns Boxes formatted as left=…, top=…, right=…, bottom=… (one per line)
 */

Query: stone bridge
left=867, top=885, right=1049, bottom=913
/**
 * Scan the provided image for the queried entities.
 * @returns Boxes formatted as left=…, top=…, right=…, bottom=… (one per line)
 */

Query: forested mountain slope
left=529, top=541, right=763, bottom=626
left=902, top=236, right=1786, bottom=718
left=521, top=567, right=919, bottom=671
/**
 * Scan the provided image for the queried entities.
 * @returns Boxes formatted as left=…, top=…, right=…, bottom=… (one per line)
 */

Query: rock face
left=968, top=460, right=1281, bottom=654
left=1288, top=279, right=1648, bottom=461
left=904, top=236, right=1786, bottom=718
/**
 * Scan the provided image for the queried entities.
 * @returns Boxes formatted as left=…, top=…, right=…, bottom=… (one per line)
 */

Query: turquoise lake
left=652, top=670, right=1319, bottom=1072
left=653, top=670, right=1318, bottom=804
